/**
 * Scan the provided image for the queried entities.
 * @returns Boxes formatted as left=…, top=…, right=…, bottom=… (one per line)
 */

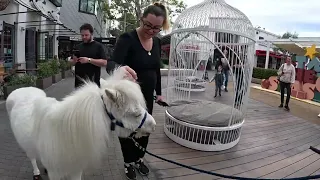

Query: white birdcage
left=164, top=0, right=255, bottom=151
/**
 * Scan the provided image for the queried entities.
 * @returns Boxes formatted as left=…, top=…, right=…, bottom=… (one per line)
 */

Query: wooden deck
left=147, top=87, right=320, bottom=179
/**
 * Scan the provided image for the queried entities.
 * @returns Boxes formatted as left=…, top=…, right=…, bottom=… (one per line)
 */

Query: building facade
left=254, top=27, right=283, bottom=69
left=0, top=0, right=65, bottom=70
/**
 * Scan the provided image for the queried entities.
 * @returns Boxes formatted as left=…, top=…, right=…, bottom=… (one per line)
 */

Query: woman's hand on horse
left=155, top=95, right=164, bottom=102
left=121, top=66, right=137, bottom=81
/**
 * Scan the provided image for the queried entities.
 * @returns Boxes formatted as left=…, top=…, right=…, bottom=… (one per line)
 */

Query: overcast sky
left=182, top=0, right=320, bottom=37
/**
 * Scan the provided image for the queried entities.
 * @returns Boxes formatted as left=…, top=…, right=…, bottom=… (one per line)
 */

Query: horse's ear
left=104, top=88, right=117, bottom=102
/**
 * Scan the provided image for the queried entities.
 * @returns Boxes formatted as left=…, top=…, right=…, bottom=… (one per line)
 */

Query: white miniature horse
left=6, top=68, right=156, bottom=180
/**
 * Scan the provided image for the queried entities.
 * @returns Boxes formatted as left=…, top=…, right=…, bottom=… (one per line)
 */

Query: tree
left=103, top=0, right=187, bottom=37
left=273, top=31, right=299, bottom=55
left=281, top=31, right=299, bottom=39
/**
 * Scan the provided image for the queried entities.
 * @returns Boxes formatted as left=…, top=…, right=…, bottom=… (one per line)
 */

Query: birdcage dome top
left=172, top=0, right=254, bottom=38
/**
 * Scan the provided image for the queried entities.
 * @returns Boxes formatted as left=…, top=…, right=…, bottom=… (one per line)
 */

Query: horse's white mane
left=31, top=67, right=146, bottom=173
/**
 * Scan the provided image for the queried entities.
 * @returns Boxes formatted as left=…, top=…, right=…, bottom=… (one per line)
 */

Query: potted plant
left=59, top=59, right=72, bottom=79
left=50, top=59, right=62, bottom=83
left=3, top=74, right=36, bottom=99
left=36, top=62, right=54, bottom=89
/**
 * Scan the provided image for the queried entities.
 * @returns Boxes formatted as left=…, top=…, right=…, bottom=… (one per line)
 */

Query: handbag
left=277, top=64, right=284, bottom=81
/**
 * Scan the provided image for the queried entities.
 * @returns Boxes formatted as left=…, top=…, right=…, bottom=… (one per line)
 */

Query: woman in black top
left=106, top=2, right=169, bottom=180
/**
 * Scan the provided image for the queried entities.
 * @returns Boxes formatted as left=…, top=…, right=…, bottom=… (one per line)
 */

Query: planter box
left=3, top=84, right=28, bottom=99
left=61, top=70, right=66, bottom=79
left=64, top=69, right=73, bottom=78
left=36, top=76, right=52, bottom=89
left=61, top=69, right=73, bottom=79
left=52, top=73, right=62, bottom=83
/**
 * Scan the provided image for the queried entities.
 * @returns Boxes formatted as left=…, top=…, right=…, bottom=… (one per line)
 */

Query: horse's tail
left=5, top=94, right=15, bottom=116
left=5, top=87, right=25, bottom=116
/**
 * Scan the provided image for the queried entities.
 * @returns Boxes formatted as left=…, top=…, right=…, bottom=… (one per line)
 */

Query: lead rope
left=129, top=137, right=320, bottom=180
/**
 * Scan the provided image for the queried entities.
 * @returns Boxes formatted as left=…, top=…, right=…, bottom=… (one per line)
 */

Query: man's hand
left=70, top=55, right=78, bottom=63
left=78, top=57, right=89, bottom=64
left=120, top=66, right=137, bottom=81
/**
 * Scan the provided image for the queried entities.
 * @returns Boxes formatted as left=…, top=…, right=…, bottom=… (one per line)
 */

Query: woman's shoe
left=124, top=164, right=136, bottom=180
left=284, top=105, right=290, bottom=111
left=135, top=159, right=149, bottom=176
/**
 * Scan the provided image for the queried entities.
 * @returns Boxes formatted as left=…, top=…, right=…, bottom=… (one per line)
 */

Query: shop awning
left=14, top=0, right=38, bottom=11
left=30, top=0, right=60, bottom=23
left=15, top=0, right=78, bottom=35
left=271, top=38, right=320, bottom=56
left=256, top=50, right=284, bottom=59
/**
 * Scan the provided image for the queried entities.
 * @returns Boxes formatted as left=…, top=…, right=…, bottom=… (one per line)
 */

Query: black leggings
left=119, top=88, right=154, bottom=164
left=280, top=81, right=291, bottom=106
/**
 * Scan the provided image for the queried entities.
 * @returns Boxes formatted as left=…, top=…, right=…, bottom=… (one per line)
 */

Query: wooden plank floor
left=147, top=80, right=320, bottom=179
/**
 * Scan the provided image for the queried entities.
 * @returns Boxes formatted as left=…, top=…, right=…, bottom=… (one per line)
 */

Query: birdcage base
left=164, top=102, right=244, bottom=151
left=174, top=76, right=207, bottom=92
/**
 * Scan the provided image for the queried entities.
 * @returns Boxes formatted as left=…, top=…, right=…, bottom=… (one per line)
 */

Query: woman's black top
left=106, top=30, right=162, bottom=96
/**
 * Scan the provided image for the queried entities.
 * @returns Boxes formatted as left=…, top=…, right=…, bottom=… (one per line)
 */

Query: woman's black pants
left=280, top=81, right=291, bottom=106
left=118, top=87, right=154, bottom=164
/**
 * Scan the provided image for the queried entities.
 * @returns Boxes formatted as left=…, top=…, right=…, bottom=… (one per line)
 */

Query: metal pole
left=264, top=41, right=271, bottom=69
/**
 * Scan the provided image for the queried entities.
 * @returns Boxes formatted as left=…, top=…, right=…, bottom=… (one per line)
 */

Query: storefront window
left=0, top=23, right=14, bottom=71
left=79, top=0, right=96, bottom=14
left=25, top=28, right=37, bottom=70
left=38, top=32, right=54, bottom=61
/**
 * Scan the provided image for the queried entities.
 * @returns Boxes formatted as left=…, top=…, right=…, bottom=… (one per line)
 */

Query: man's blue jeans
left=223, top=70, right=229, bottom=89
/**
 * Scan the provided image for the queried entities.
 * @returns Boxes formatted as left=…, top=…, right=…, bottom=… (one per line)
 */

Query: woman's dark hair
left=142, top=2, right=170, bottom=30
left=80, top=23, right=94, bottom=34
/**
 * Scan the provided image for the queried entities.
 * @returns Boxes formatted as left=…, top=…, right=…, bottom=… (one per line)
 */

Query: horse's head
left=101, top=76, right=156, bottom=138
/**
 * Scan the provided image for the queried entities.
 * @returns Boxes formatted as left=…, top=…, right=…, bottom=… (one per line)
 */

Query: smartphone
left=73, top=50, right=80, bottom=58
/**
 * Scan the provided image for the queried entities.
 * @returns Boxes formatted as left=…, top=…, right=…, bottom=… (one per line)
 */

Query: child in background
left=212, top=65, right=224, bottom=97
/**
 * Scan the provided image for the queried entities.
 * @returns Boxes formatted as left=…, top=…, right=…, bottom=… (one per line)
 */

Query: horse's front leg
left=30, top=158, right=41, bottom=179
left=70, top=171, right=83, bottom=180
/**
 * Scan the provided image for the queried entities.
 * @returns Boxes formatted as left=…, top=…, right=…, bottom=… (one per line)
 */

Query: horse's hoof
left=44, top=168, right=48, bottom=174
left=33, top=175, right=43, bottom=180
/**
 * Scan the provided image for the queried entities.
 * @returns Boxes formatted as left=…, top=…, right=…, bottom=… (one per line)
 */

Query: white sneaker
left=318, top=114, right=320, bottom=118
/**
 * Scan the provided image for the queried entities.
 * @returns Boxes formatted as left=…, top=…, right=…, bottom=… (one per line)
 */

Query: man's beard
left=83, top=37, right=92, bottom=43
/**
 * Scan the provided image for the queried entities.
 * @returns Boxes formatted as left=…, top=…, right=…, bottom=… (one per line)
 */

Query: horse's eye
left=135, top=113, right=142, bottom=117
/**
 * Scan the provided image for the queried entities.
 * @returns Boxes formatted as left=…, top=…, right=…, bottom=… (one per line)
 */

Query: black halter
left=101, top=96, right=147, bottom=131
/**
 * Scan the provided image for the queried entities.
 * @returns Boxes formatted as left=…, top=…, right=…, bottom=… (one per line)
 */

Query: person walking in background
left=106, top=2, right=169, bottom=179
left=221, top=49, right=230, bottom=92
left=211, top=65, right=224, bottom=97
left=278, top=57, right=296, bottom=111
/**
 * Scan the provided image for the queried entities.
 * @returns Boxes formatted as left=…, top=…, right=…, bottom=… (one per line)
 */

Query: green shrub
left=161, top=59, right=169, bottom=65
left=6, top=74, right=37, bottom=86
left=59, top=59, right=70, bottom=71
left=49, top=59, right=60, bottom=74
left=37, top=62, right=54, bottom=79
left=252, top=67, right=278, bottom=79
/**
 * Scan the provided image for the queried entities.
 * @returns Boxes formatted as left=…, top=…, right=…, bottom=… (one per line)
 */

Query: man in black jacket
left=70, top=23, right=137, bottom=88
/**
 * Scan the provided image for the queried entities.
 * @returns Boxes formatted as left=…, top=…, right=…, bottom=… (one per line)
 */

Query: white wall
left=255, top=28, right=280, bottom=52
left=0, top=0, right=60, bottom=67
